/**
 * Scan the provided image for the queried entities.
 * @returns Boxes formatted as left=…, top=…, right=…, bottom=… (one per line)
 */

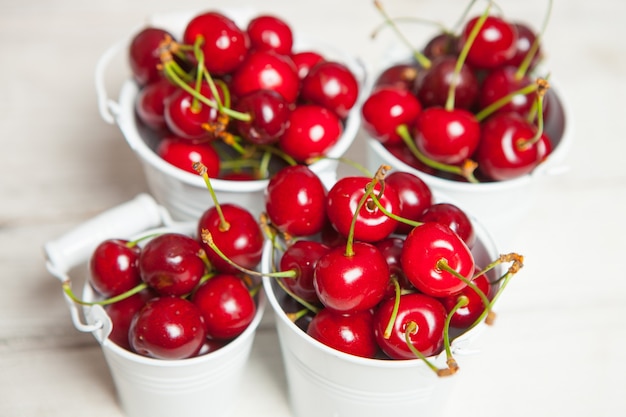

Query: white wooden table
left=2, top=0, right=625, bottom=416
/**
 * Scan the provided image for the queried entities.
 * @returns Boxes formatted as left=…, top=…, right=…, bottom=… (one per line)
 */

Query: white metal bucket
left=261, top=199, right=500, bottom=417
left=95, top=8, right=366, bottom=222
left=44, top=194, right=266, bottom=417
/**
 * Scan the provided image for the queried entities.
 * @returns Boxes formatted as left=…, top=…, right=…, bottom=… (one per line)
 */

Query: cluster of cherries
left=255, top=161, right=523, bottom=375
left=130, top=10, right=360, bottom=180
left=65, top=182, right=266, bottom=360
left=362, top=1, right=557, bottom=183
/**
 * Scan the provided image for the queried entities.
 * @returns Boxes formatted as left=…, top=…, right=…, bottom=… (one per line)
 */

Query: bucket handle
left=44, top=193, right=171, bottom=343
left=94, top=38, right=129, bottom=124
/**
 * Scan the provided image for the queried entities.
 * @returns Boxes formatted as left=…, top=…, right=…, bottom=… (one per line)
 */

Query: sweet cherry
left=157, top=136, right=221, bottom=177
left=89, top=238, right=142, bottom=297
left=307, top=308, right=379, bottom=358
left=300, top=61, right=360, bottom=119
left=246, top=14, right=294, bottom=55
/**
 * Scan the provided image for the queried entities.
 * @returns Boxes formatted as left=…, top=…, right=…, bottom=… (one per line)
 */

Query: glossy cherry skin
left=375, top=237, right=414, bottom=297
left=422, top=32, right=458, bottom=60
left=129, top=296, right=207, bottom=359
left=373, top=293, right=447, bottom=359
left=478, top=66, right=534, bottom=117
left=413, top=106, right=481, bottom=165
left=191, top=274, right=256, bottom=340
left=233, top=89, right=291, bottom=145
left=128, top=27, right=172, bottom=87
left=416, top=55, right=479, bottom=110
left=361, top=86, right=422, bottom=146
left=300, top=61, right=360, bottom=119
left=384, top=171, right=433, bottom=235
left=89, top=239, right=142, bottom=297
left=326, top=176, right=401, bottom=243
left=197, top=203, right=264, bottom=274
left=291, top=51, right=325, bottom=80
left=506, top=22, right=542, bottom=70
left=307, top=308, right=379, bottom=358
left=279, top=240, right=330, bottom=304
left=157, top=136, right=220, bottom=177
left=183, top=11, right=249, bottom=75
left=164, top=83, right=224, bottom=141
left=105, top=289, right=155, bottom=351
left=439, top=271, right=494, bottom=329
left=279, top=104, right=342, bottom=163
left=313, top=241, right=390, bottom=313
left=265, top=165, right=327, bottom=237
left=374, top=62, right=420, bottom=93
left=418, top=203, right=476, bottom=249
left=136, top=77, right=178, bottom=131
left=475, top=112, right=545, bottom=181
left=246, top=14, right=293, bottom=55
left=139, top=233, right=206, bottom=296
left=230, top=50, right=300, bottom=103
left=401, top=222, right=475, bottom=297
left=458, top=15, right=518, bottom=70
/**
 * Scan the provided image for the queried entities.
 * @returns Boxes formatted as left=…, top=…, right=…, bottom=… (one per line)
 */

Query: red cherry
left=326, top=176, right=400, bottom=243
left=373, top=293, right=447, bottom=359
left=401, top=222, right=475, bottom=297
left=373, top=62, right=420, bottom=92
left=246, top=14, right=293, bottom=55
left=300, top=61, right=360, bottom=119
left=291, top=51, right=325, bottom=80
left=183, top=11, right=249, bottom=75
left=384, top=171, right=433, bottom=235
left=478, top=66, right=535, bottom=117
left=191, top=274, right=256, bottom=340
left=104, top=289, right=155, bottom=351
left=458, top=15, right=518, bottom=70
left=135, top=77, right=178, bottom=131
left=361, top=86, right=422, bottom=146
left=265, top=165, right=327, bottom=237
left=413, top=106, right=481, bottom=165
left=476, top=112, right=546, bottom=181
left=279, top=240, right=330, bottom=304
left=89, top=239, right=141, bottom=297
left=422, top=32, right=458, bottom=60
left=439, top=271, right=494, bottom=329
left=278, top=104, right=342, bottom=163
left=374, top=237, right=414, bottom=297
left=197, top=204, right=264, bottom=274
left=230, top=50, right=300, bottom=103
left=163, top=83, right=225, bottom=141
left=129, top=296, right=207, bottom=359
left=313, top=241, right=389, bottom=313
left=506, top=22, right=542, bottom=70
left=307, top=308, right=379, bottom=358
left=416, top=55, right=479, bottom=110
left=139, top=233, right=206, bottom=296
left=128, top=27, right=172, bottom=87
left=233, top=89, right=291, bottom=145
left=418, top=203, right=476, bottom=249
left=157, top=136, right=220, bottom=176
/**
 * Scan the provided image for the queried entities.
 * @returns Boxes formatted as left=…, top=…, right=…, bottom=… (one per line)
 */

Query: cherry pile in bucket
left=129, top=10, right=360, bottom=180
left=362, top=0, right=558, bottom=183
left=208, top=160, right=526, bottom=377
left=62, top=176, right=266, bottom=360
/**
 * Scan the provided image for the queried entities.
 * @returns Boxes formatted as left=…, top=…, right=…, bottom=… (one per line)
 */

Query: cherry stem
left=474, top=81, right=539, bottom=122
left=404, top=321, right=448, bottom=376
left=515, top=0, right=552, bottom=80
left=441, top=295, right=469, bottom=376
left=193, top=162, right=230, bottom=231
left=287, top=308, right=313, bottom=322
left=275, top=277, right=321, bottom=315
left=446, top=2, right=490, bottom=111
left=383, top=276, right=402, bottom=339
left=519, top=78, right=549, bottom=150
left=344, top=165, right=391, bottom=257
left=372, top=0, right=432, bottom=69
left=370, top=192, right=422, bottom=228
left=62, top=281, right=148, bottom=306
left=396, top=124, right=480, bottom=183
left=452, top=0, right=479, bottom=33
left=199, top=229, right=298, bottom=280
left=436, top=258, right=494, bottom=322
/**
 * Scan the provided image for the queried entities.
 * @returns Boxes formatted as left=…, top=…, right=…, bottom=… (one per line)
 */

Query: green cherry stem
left=372, top=0, right=432, bottom=69
left=193, top=161, right=229, bottom=231
left=519, top=78, right=549, bottom=150
left=436, top=258, right=493, bottom=321
left=369, top=192, right=422, bottom=229
left=515, top=0, right=552, bottom=80
left=442, top=295, right=469, bottom=375
left=404, top=321, right=447, bottom=376
left=396, top=124, right=479, bottom=183
left=383, top=276, right=402, bottom=339
left=446, top=2, right=490, bottom=111
left=63, top=281, right=148, bottom=306
left=474, top=81, right=539, bottom=122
